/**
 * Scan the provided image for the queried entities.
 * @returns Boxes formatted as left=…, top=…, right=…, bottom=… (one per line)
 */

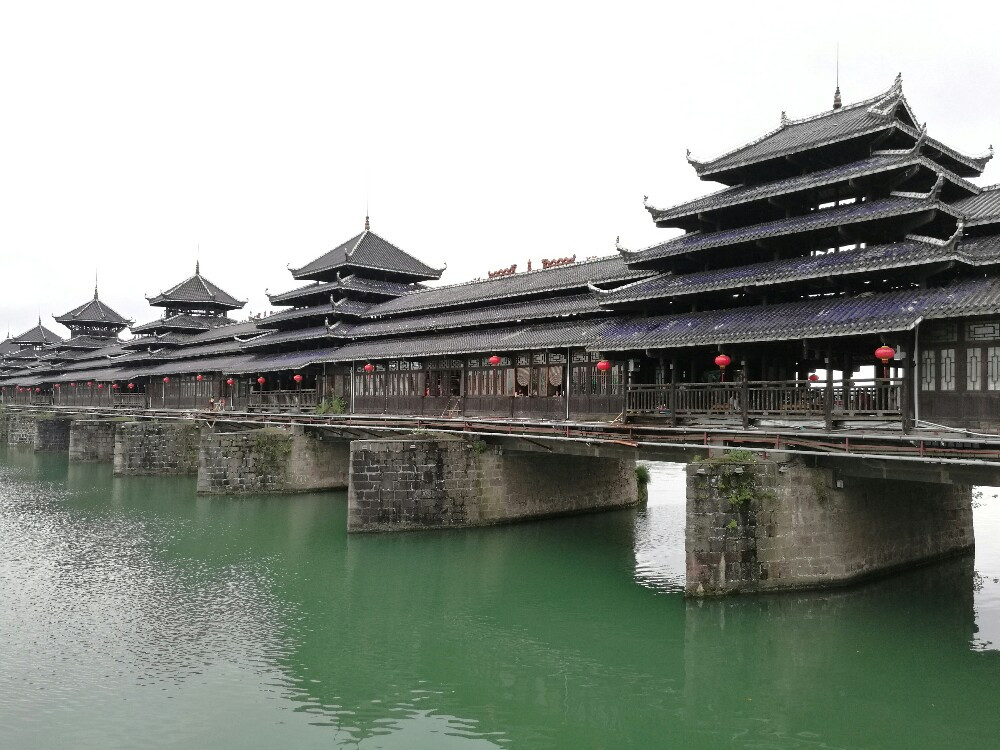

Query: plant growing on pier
left=696, top=449, right=772, bottom=508
left=253, top=429, right=292, bottom=479
left=315, top=396, right=347, bottom=415
left=635, top=463, right=651, bottom=504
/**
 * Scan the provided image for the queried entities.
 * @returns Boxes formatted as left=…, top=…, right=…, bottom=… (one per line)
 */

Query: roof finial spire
left=94, top=269, right=99, bottom=300
left=196, top=243, right=200, bottom=275
left=364, top=214, right=370, bottom=231
left=833, top=43, right=842, bottom=110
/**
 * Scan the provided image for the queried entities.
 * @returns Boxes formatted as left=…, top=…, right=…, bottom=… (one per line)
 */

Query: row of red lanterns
left=357, top=358, right=614, bottom=372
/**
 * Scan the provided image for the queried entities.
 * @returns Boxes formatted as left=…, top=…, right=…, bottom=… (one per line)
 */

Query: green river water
left=1, top=444, right=999, bottom=749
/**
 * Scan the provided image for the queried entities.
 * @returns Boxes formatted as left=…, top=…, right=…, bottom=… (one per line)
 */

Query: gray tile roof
left=146, top=263, right=245, bottom=309
left=290, top=230, right=443, bottom=282
left=328, top=318, right=616, bottom=362
left=267, top=275, right=422, bottom=305
left=366, top=255, right=651, bottom=317
left=12, top=322, right=63, bottom=345
left=647, top=154, right=977, bottom=227
left=54, top=292, right=132, bottom=326
left=690, top=78, right=907, bottom=177
left=130, top=314, right=228, bottom=334
left=631, top=195, right=952, bottom=266
left=953, top=186, right=1000, bottom=226
left=240, top=326, right=334, bottom=351
left=592, top=277, right=1000, bottom=351
left=345, top=293, right=608, bottom=339
left=256, top=304, right=334, bottom=329
left=604, top=235, right=1000, bottom=304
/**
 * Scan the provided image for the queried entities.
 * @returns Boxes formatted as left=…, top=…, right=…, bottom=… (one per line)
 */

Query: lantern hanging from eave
left=488, top=355, right=501, bottom=366
left=293, top=374, right=303, bottom=384
left=808, top=373, right=819, bottom=382
left=34, top=387, right=41, bottom=393
left=196, top=374, right=204, bottom=382
left=163, top=377, right=171, bottom=384
left=257, top=376, right=266, bottom=386
left=226, top=378, right=235, bottom=387
left=127, top=383, right=135, bottom=390
left=363, top=363, right=374, bottom=373
left=714, top=354, right=732, bottom=370
left=595, top=360, right=611, bottom=372
left=97, top=383, right=104, bottom=390
left=54, top=384, right=60, bottom=389
left=112, top=383, right=119, bottom=390
left=875, top=345, right=895, bottom=364
left=87, top=381, right=93, bottom=387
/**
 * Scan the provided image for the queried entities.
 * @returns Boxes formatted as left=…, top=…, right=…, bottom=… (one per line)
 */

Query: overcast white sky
left=1, top=1, right=997, bottom=338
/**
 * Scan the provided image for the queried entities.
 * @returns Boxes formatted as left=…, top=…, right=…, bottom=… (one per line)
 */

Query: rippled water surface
left=1, top=448, right=999, bottom=749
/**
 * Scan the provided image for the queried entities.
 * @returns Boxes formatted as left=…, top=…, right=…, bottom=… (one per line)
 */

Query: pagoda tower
left=593, top=74, right=999, bottom=430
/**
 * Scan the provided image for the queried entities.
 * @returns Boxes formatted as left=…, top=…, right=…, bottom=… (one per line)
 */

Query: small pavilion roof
left=130, top=314, right=228, bottom=335
left=687, top=75, right=991, bottom=181
left=146, top=262, right=245, bottom=310
left=54, top=288, right=132, bottom=326
left=592, top=277, right=1000, bottom=351
left=290, top=225, right=443, bottom=282
left=12, top=321, right=63, bottom=346
left=0, top=337, right=18, bottom=356
left=630, top=192, right=956, bottom=267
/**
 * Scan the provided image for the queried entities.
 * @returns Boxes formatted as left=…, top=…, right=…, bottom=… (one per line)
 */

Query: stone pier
left=5, top=412, right=37, bottom=445
left=33, top=415, right=73, bottom=451
left=685, top=455, right=974, bottom=595
left=347, top=434, right=638, bottom=532
left=197, top=426, right=350, bottom=494
left=69, top=419, right=118, bottom=462
left=113, top=421, right=201, bottom=476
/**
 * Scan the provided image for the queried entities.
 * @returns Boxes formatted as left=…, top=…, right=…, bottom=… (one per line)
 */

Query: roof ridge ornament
left=364, top=215, right=370, bottom=231
left=685, top=149, right=704, bottom=167
left=587, top=282, right=610, bottom=294
left=833, top=87, right=842, bottom=111
left=780, top=110, right=791, bottom=127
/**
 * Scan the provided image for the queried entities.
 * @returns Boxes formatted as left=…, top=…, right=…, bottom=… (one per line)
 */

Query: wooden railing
left=112, top=393, right=146, bottom=408
left=248, top=389, right=319, bottom=411
left=627, top=379, right=904, bottom=423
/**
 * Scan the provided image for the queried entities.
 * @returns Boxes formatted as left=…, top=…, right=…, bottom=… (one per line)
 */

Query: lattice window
left=967, top=348, right=981, bottom=391
left=989, top=348, right=1000, bottom=391
left=920, top=349, right=936, bottom=391
left=967, top=321, right=1000, bottom=342
left=940, top=349, right=955, bottom=391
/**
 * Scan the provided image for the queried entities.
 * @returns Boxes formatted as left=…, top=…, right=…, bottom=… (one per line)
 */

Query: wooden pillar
left=740, top=358, right=750, bottom=430
left=670, top=357, right=678, bottom=428
left=902, top=331, right=915, bottom=434
left=824, top=351, right=834, bottom=432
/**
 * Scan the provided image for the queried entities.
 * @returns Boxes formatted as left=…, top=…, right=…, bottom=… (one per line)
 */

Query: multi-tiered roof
left=592, top=75, right=997, bottom=355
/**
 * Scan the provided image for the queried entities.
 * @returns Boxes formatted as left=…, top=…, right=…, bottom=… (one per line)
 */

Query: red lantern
left=226, top=378, right=235, bottom=386
left=54, top=384, right=60, bottom=389
left=163, top=377, right=170, bottom=384
left=35, top=387, right=41, bottom=393
left=808, top=373, right=819, bottom=382
left=488, top=355, right=501, bottom=366
left=97, top=383, right=104, bottom=390
left=714, top=354, right=732, bottom=370
left=87, top=381, right=93, bottom=387
left=112, top=383, right=119, bottom=390
left=595, top=360, right=611, bottom=372
left=70, top=382, right=76, bottom=387
left=128, top=383, right=135, bottom=390
left=875, top=346, right=895, bottom=364
left=363, top=363, right=374, bottom=373
left=293, top=374, right=303, bottom=384
left=257, top=376, right=266, bottom=386
left=196, top=374, right=204, bottom=382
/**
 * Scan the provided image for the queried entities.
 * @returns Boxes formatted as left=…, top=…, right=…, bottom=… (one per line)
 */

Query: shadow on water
left=1, top=446, right=999, bottom=749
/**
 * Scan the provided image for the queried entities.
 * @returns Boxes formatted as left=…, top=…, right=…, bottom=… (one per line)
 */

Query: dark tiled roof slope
left=147, top=264, right=245, bottom=309
left=130, top=314, right=230, bottom=334
left=605, top=235, right=999, bottom=304
left=54, top=293, right=132, bottom=326
left=13, top=323, right=63, bottom=345
left=647, top=154, right=976, bottom=226
left=268, top=275, right=422, bottom=305
left=954, top=186, right=1000, bottom=226
left=632, top=195, right=952, bottom=265
left=291, top=230, right=443, bottom=281
left=241, top=326, right=334, bottom=350
left=366, top=255, right=651, bottom=317
left=593, top=278, right=1000, bottom=350
left=343, top=293, right=607, bottom=339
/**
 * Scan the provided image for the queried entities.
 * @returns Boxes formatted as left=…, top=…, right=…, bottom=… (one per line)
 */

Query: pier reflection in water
left=1, top=448, right=999, bottom=749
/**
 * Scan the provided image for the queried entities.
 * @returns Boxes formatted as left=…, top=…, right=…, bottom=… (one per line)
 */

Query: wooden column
left=824, top=351, right=834, bottom=432
left=669, top=357, right=678, bottom=428
left=740, top=358, right=750, bottom=430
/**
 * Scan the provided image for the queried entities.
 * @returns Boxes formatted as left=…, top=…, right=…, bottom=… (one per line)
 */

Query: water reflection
left=1, top=446, right=1000, bottom=749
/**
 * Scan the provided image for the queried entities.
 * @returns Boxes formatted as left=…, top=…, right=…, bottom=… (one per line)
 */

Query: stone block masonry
left=113, top=421, right=202, bottom=476
left=5, top=413, right=38, bottom=446
left=33, top=415, right=73, bottom=451
left=69, top=420, right=118, bottom=462
left=348, top=435, right=638, bottom=532
left=197, top=426, right=350, bottom=494
left=685, top=457, right=974, bottom=596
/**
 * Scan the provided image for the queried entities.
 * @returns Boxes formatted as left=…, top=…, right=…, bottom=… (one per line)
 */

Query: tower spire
left=364, top=214, right=370, bottom=231
left=94, top=270, right=99, bottom=300
left=833, top=43, right=842, bottom=110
